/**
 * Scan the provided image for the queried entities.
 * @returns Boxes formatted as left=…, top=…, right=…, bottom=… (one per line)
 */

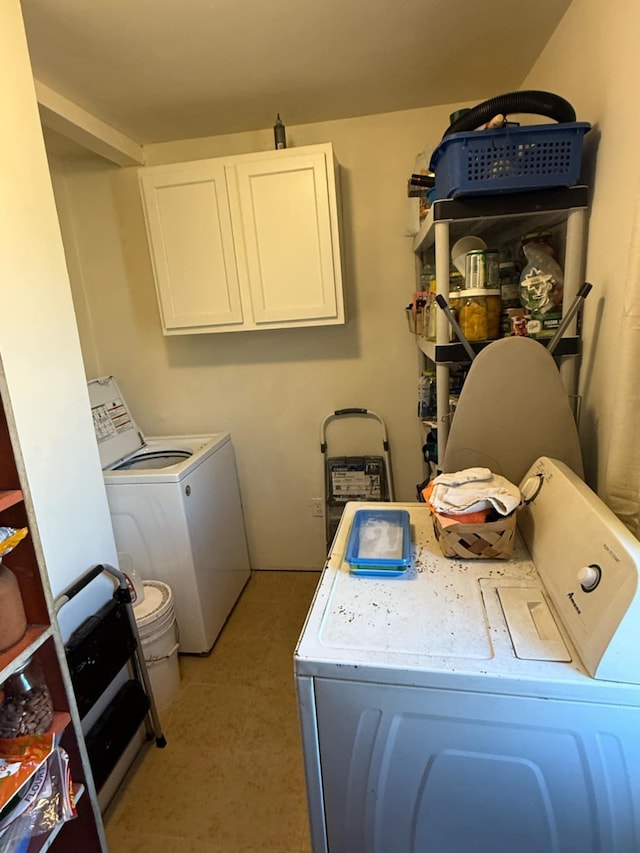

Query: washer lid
left=88, top=376, right=145, bottom=470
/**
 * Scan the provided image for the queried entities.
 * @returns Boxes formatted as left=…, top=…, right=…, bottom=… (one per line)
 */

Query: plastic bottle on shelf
left=499, top=260, right=520, bottom=336
left=423, top=276, right=437, bottom=340
left=418, top=371, right=437, bottom=420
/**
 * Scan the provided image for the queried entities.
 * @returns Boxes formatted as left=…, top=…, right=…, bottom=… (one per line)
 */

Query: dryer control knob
left=578, top=564, right=601, bottom=592
left=521, top=474, right=543, bottom=503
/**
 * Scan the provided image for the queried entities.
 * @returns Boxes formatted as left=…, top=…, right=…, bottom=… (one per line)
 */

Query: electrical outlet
left=311, top=498, right=324, bottom=517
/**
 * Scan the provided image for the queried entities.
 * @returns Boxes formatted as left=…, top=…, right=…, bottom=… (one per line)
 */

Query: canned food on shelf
left=465, top=250, right=499, bottom=290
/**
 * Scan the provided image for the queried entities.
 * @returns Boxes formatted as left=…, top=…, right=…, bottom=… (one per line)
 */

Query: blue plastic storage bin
left=429, top=122, right=591, bottom=199
left=345, top=508, right=411, bottom=577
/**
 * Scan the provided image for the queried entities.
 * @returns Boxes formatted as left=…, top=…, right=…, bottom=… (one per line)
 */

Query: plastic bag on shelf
left=0, top=747, right=76, bottom=852
left=519, top=240, right=564, bottom=318
left=0, top=732, right=54, bottom=811
left=0, top=528, right=28, bottom=558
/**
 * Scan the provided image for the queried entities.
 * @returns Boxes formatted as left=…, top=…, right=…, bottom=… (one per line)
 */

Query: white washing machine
left=88, top=376, right=250, bottom=654
left=295, top=457, right=640, bottom=853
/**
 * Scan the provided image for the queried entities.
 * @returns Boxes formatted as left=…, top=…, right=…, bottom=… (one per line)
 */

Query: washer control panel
left=518, top=457, right=640, bottom=683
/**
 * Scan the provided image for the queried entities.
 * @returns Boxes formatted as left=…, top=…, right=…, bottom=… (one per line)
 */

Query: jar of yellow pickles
left=458, top=289, right=501, bottom=342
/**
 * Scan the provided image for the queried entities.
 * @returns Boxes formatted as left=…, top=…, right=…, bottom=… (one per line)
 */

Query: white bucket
left=134, top=580, right=180, bottom=711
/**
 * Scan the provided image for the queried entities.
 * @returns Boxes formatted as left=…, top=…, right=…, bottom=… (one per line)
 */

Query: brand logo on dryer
left=567, top=591, right=582, bottom=615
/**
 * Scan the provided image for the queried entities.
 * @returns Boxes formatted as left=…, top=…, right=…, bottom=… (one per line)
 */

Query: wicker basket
left=432, top=510, right=517, bottom=560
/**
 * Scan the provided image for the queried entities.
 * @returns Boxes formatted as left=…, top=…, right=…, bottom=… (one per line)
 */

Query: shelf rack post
left=559, top=207, right=588, bottom=405
left=435, top=220, right=451, bottom=464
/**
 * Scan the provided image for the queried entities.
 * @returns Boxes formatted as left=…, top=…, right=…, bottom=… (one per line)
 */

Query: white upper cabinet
left=139, top=143, right=345, bottom=334
left=139, top=160, right=244, bottom=332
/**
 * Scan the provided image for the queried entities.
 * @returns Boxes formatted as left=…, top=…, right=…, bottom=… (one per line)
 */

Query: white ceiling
left=21, top=0, right=572, bottom=145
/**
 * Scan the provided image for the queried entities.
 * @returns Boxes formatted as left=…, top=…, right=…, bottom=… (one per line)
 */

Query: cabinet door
left=139, top=162, right=244, bottom=333
left=228, top=150, right=344, bottom=328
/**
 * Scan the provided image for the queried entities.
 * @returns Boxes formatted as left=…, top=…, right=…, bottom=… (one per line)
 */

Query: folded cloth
left=430, top=469, right=521, bottom=517
left=421, top=483, right=489, bottom=523
left=440, top=509, right=489, bottom=524
left=431, top=467, right=493, bottom=487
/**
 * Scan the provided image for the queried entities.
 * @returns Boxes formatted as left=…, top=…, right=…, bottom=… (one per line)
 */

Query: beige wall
left=51, top=1, right=640, bottom=567
left=50, top=104, right=467, bottom=569
left=0, top=0, right=117, bottom=609
left=523, top=0, right=640, bottom=493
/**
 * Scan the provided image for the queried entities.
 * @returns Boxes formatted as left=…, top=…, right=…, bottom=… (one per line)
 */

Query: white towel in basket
left=431, top=469, right=521, bottom=516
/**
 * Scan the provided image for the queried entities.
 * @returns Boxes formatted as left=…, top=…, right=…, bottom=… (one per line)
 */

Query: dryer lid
left=87, top=375, right=145, bottom=470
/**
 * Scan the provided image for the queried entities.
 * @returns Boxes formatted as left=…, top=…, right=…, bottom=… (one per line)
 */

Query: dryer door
left=314, top=678, right=639, bottom=853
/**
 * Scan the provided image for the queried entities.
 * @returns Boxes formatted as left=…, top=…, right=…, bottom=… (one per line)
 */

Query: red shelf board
left=0, top=625, right=49, bottom=675
left=0, top=489, right=23, bottom=512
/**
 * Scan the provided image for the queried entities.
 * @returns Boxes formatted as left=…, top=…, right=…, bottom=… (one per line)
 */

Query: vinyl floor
left=104, top=570, right=320, bottom=852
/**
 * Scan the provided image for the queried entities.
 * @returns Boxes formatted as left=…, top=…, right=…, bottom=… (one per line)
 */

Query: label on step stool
left=331, top=465, right=382, bottom=502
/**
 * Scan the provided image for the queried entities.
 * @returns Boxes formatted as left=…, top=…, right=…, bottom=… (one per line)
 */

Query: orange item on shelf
left=0, top=732, right=55, bottom=810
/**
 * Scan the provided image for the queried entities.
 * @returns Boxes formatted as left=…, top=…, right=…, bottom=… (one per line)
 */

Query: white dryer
left=295, top=458, right=640, bottom=853
left=88, top=376, right=250, bottom=654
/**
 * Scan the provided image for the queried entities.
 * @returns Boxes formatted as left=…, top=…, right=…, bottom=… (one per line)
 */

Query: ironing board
left=442, top=336, right=584, bottom=484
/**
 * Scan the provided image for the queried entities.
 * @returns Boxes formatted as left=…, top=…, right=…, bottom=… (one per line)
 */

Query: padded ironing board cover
left=442, top=337, right=584, bottom=484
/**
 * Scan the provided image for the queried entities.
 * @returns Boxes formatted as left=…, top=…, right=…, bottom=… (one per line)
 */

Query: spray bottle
left=274, top=113, right=287, bottom=150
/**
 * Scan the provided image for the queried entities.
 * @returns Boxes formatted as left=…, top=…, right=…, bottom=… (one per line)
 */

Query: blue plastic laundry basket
left=430, top=122, right=591, bottom=199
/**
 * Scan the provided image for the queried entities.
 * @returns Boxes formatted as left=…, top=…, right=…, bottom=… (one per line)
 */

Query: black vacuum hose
left=443, top=90, right=577, bottom=137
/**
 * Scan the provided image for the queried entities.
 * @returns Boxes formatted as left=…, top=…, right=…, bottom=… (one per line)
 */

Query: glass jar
left=449, top=270, right=464, bottom=292
left=0, top=562, right=27, bottom=652
left=485, top=290, right=502, bottom=340
left=448, top=292, right=464, bottom=342
left=458, top=289, right=501, bottom=342
left=518, top=231, right=558, bottom=279
left=519, top=230, right=555, bottom=257
left=420, top=262, right=435, bottom=292
left=499, top=261, right=520, bottom=309
left=0, top=655, right=54, bottom=738
left=425, top=278, right=438, bottom=340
